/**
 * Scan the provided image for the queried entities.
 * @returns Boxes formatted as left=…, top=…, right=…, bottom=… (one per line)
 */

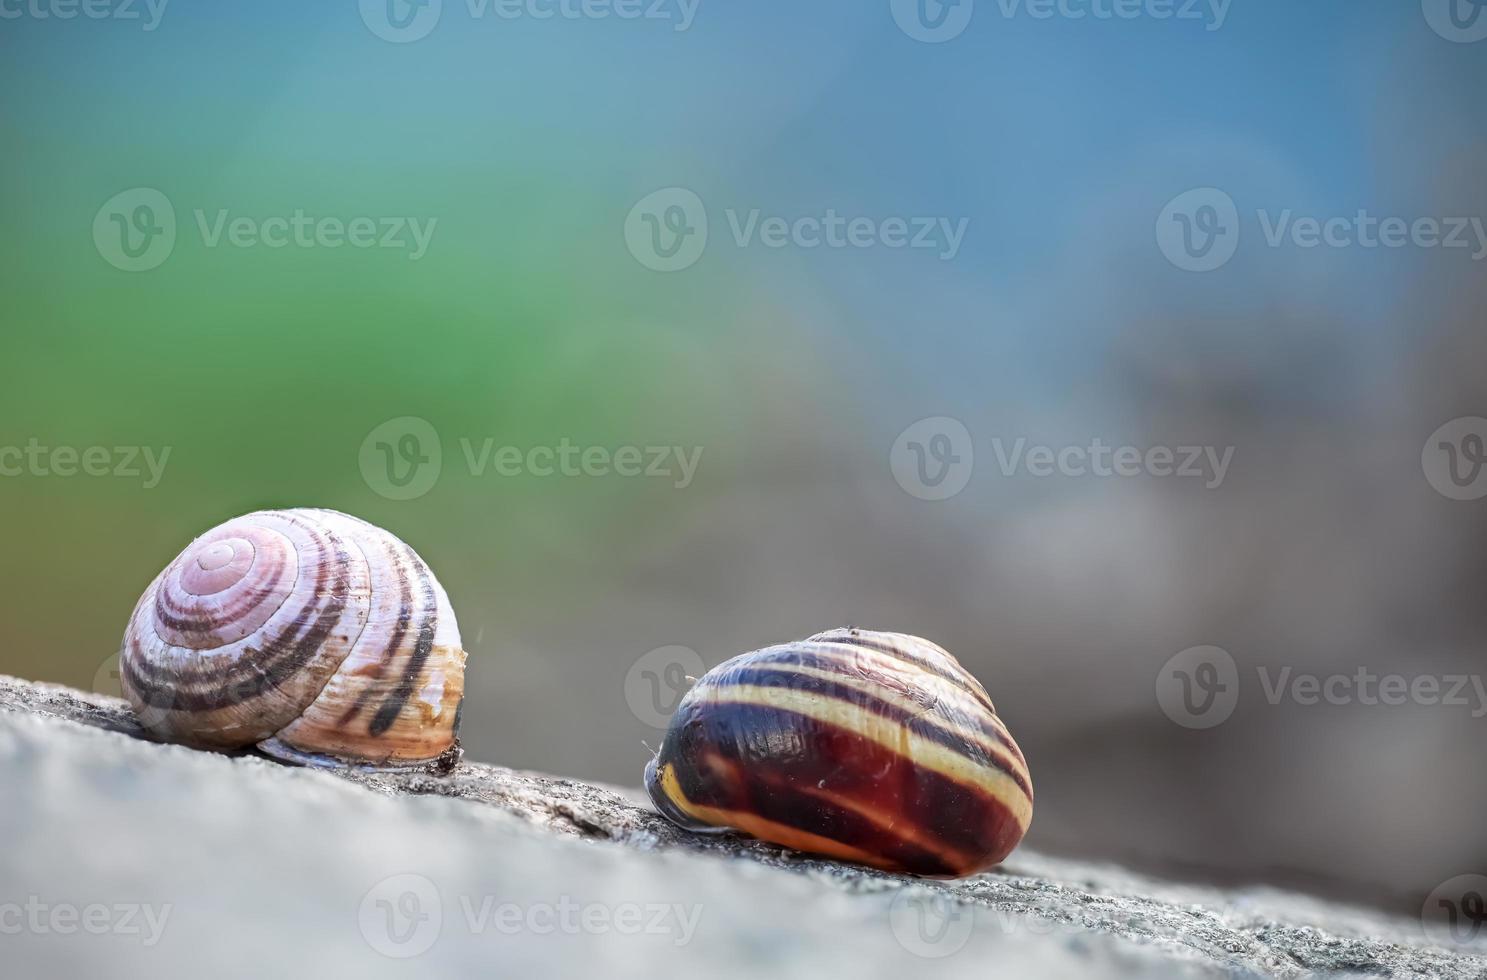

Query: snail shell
left=120, top=508, right=467, bottom=770
left=644, top=628, right=1033, bottom=877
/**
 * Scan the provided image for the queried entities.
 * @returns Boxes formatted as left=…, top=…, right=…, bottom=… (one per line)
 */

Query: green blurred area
left=0, top=164, right=768, bottom=693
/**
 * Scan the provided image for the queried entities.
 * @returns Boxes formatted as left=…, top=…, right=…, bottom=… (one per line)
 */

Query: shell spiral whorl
left=644, top=628, right=1033, bottom=878
left=120, top=508, right=467, bottom=770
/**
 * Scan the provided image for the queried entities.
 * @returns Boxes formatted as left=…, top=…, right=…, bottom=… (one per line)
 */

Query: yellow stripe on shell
left=694, top=684, right=1034, bottom=831
left=797, top=639, right=1002, bottom=718
left=818, top=633, right=996, bottom=704
left=734, top=658, right=1030, bottom=786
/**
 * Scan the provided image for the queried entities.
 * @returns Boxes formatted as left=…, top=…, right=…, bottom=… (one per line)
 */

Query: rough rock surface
left=0, top=676, right=1481, bottom=979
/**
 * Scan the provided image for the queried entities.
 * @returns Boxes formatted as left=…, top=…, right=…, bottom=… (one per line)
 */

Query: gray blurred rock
left=0, top=676, right=1481, bottom=979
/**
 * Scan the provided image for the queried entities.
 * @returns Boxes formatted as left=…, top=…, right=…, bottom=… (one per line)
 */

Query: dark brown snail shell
left=644, top=628, right=1033, bottom=878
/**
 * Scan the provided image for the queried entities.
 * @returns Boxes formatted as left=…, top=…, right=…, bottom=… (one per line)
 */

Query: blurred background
left=2, top=0, right=1484, bottom=916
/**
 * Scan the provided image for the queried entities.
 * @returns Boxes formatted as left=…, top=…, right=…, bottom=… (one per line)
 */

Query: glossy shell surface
left=645, top=628, right=1033, bottom=877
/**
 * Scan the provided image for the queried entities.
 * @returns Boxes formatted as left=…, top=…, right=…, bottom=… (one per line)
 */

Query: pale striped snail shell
left=120, top=508, right=467, bottom=770
left=645, top=628, right=1033, bottom=877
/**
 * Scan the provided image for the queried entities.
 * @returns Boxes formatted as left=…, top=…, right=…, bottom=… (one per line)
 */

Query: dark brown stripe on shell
left=780, top=642, right=1005, bottom=731
left=369, top=544, right=438, bottom=736
left=657, top=699, right=1025, bottom=874
left=807, top=633, right=998, bottom=714
left=743, top=645, right=1025, bottom=773
left=152, top=543, right=290, bottom=637
left=719, top=665, right=1032, bottom=800
left=335, top=533, right=416, bottom=728
left=124, top=520, right=352, bottom=712
left=803, top=639, right=1025, bottom=768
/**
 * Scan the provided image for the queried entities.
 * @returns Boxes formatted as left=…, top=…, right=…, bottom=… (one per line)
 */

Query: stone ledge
left=0, top=675, right=1480, bottom=979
